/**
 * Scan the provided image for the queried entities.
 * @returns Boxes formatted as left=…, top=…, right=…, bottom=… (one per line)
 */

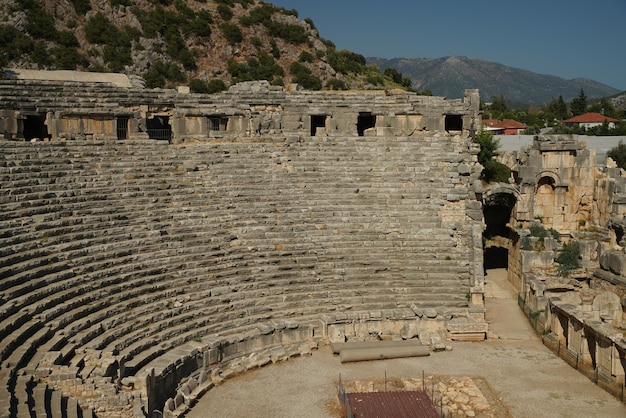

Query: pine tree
left=547, top=95, right=568, bottom=121
left=570, top=89, right=588, bottom=116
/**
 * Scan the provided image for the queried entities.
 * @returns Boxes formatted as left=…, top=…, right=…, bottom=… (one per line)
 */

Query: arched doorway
left=483, top=192, right=517, bottom=270
left=534, top=176, right=556, bottom=224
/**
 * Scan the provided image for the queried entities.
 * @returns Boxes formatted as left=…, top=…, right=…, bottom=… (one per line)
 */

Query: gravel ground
left=187, top=270, right=626, bottom=418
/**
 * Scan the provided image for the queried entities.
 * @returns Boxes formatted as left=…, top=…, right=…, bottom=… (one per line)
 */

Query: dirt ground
left=187, top=269, right=626, bottom=418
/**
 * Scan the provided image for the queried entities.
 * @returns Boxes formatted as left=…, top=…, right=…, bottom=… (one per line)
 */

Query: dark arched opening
left=310, top=115, right=326, bottom=136
left=23, top=114, right=50, bottom=140
left=357, top=113, right=375, bottom=136
left=146, top=116, right=172, bottom=141
left=483, top=192, right=517, bottom=271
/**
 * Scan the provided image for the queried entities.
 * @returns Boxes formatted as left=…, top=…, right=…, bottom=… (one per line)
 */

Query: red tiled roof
left=563, top=112, right=619, bottom=123
left=483, top=119, right=527, bottom=129
left=498, top=119, right=527, bottom=129
left=482, top=119, right=500, bottom=127
left=347, top=391, right=440, bottom=418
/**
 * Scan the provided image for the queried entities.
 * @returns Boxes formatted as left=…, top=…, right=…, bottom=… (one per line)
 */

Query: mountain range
left=368, top=56, right=621, bottom=104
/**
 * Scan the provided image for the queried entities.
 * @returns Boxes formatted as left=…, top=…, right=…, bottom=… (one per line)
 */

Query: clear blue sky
left=269, top=0, right=626, bottom=91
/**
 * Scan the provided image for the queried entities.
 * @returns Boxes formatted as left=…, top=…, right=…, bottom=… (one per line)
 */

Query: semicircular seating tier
left=0, top=78, right=486, bottom=418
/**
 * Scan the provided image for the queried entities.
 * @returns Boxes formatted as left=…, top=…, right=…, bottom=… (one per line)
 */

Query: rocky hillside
left=0, top=0, right=394, bottom=91
left=609, top=92, right=626, bottom=111
left=369, top=56, right=620, bottom=104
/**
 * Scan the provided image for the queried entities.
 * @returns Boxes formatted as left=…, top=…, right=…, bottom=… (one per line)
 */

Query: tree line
left=481, top=89, right=626, bottom=136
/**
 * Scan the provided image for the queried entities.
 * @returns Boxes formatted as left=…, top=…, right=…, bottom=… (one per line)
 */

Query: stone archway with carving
left=482, top=183, right=526, bottom=219
left=534, top=170, right=564, bottom=225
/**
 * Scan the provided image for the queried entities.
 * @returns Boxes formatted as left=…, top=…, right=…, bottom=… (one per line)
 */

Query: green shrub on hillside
left=143, top=60, right=185, bottom=88
left=270, top=40, right=280, bottom=59
left=70, top=0, right=92, bottom=15
left=174, top=0, right=196, bottom=21
left=364, top=66, right=384, bottom=86
left=132, top=5, right=198, bottom=69
left=290, top=61, right=321, bottom=90
left=216, top=0, right=253, bottom=6
left=384, top=68, right=402, bottom=84
left=31, top=41, right=52, bottom=67
left=327, top=49, right=366, bottom=74
left=189, top=78, right=227, bottom=94
left=184, top=10, right=213, bottom=38
left=326, top=79, right=347, bottom=90
left=239, top=4, right=307, bottom=44
left=217, top=4, right=233, bottom=21
left=134, top=6, right=181, bottom=39
left=227, top=52, right=284, bottom=83
left=267, top=21, right=308, bottom=44
left=57, top=31, right=80, bottom=48
left=53, top=46, right=88, bottom=70
left=85, top=13, right=116, bottom=44
left=221, top=23, right=243, bottom=44
left=207, top=79, right=228, bottom=93
left=110, top=0, right=134, bottom=7
left=85, top=14, right=139, bottom=72
left=239, top=4, right=276, bottom=27
left=298, top=51, right=314, bottom=63
left=25, top=9, right=57, bottom=41
left=304, top=18, right=316, bottom=30
left=0, top=25, right=34, bottom=67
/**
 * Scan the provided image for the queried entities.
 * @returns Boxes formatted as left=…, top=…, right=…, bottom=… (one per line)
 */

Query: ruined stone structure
left=485, top=135, right=626, bottom=397
left=0, top=75, right=487, bottom=417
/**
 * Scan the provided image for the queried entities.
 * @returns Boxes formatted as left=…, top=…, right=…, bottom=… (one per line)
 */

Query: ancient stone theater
left=1, top=71, right=625, bottom=417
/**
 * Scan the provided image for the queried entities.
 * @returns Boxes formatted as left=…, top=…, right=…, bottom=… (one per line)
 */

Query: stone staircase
left=0, top=135, right=480, bottom=417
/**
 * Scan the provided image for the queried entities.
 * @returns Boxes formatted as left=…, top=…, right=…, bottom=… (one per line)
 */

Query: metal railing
left=147, top=128, right=172, bottom=141
left=337, top=374, right=354, bottom=418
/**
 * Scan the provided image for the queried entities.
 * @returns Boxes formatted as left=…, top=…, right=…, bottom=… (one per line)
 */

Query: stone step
left=32, top=385, right=48, bottom=418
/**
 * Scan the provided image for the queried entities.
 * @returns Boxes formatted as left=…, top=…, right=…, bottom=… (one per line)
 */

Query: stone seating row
left=1, top=157, right=458, bottom=198
left=1, top=235, right=467, bottom=324
left=54, top=256, right=464, bottom=378
left=0, top=89, right=454, bottom=141
left=0, top=272, right=466, bottom=402
left=0, top=81, right=176, bottom=103
left=1, top=253, right=468, bottom=386
left=1, top=200, right=454, bottom=253
left=0, top=375, right=93, bottom=418
left=0, top=137, right=474, bottom=416
left=0, top=225, right=464, bottom=326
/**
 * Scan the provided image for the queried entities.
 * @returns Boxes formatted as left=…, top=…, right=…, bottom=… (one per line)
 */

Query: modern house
left=482, top=118, right=527, bottom=135
left=563, top=112, right=619, bottom=129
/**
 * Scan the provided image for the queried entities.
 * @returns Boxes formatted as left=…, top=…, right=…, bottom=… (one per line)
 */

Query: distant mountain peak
left=368, top=56, right=619, bottom=104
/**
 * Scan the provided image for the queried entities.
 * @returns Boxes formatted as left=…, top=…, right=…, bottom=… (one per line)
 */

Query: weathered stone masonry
left=0, top=77, right=485, bottom=417
left=495, top=135, right=626, bottom=397
left=0, top=79, right=480, bottom=143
